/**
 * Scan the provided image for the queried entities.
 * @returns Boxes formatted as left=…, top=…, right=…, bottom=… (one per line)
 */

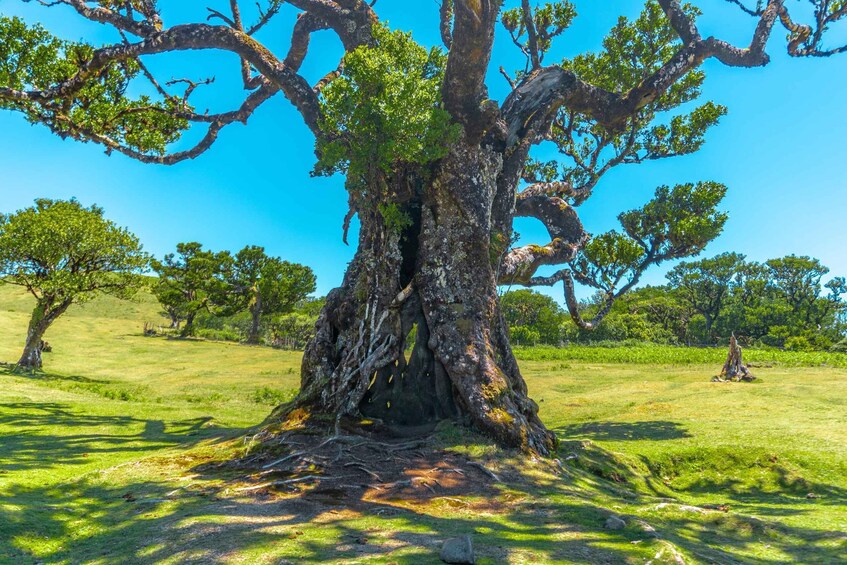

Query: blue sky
left=0, top=1, right=845, bottom=302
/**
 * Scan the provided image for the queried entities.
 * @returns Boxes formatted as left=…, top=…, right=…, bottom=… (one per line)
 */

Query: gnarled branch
left=499, top=185, right=587, bottom=286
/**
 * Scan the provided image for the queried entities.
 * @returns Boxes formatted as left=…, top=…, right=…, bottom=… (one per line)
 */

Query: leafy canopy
left=0, top=198, right=149, bottom=302
left=315, top=23, right=461, bottom=189
left=0, top=16, right=188, bottom=155
left=150, top=242, right=232, bottom=332
left=501, top=1, right=577, bottom=72
left=227, top=245, right=316, bottom=317
left=526, top=1, right=727, bottom=203
left=572, top=181, right=728, bottom=293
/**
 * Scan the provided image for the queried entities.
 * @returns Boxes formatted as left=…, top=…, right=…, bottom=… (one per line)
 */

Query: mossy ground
left=0, top=285, right=845, bottom=563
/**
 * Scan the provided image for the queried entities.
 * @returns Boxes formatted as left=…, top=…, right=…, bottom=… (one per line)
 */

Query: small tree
left=150, top=242, right=231, bottom=337
left=0, top=199, right=149, bottom=369
left=667, top=252, right=746, bottom=341
left=226, top=246, right=316, bottom=344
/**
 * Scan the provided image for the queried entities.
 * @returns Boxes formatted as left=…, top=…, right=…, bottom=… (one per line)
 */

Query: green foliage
left=0, top=16, right=188, bottom=154
left=784, top=335, right=813, bottom=352
left=501, top=1, right=577, bottom=71
left=667, top=252, right=746, bottom=335
left=620, top=181, right=728, bottom=258
left=534, top=1, right=726, bottom=198
left=571, top=182, right=728, bottom=294
left=561, top=250, right=846, bottom=348
left=377, top=202, right=413, bottom=234
left=314, top=24, right=460, bottom=187
left=251, top=386, right=297, bottom=405
left=154, top=244, right=316, bottom=344
left=564, top=286, right=689, bottom=344
left=296, top=296, right=326, bottom=317
left=150, top=242, right=232, bottom=336
left=501, top=289, right=566, bottom=345
left=509, top=325, right=541, bottom=346
left=269, top=312, right=318, bottom=350
left=227, top=246, right=316, bottom=320
left=512, top=342, right=847, bottom=367
left=0, top=198, right=149, bottom=303
left=576, top=232, right=644, bottom=289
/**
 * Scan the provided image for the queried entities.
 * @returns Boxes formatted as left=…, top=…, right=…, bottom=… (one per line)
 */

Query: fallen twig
left=467, top=461, right=501, bottom=482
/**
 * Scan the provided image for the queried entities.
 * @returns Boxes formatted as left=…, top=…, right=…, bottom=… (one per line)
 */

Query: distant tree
left=667, top=252, right=746, bottom=340
left=226, top=246, right=316, bottom=344
left=721, top=261, right=773, bottom=341
left=500, top=289, right=565, bottom=345
left=150, top=243, right=231, bottom=337
left=296, top=296, right=327, bottom=318
left=0, top=199, right=148, bottom=369
left=767, top=255, right=835, bottom=326
left=616, top=286, right=694, bottom=344
left=270, top=313, right=320, bottom=350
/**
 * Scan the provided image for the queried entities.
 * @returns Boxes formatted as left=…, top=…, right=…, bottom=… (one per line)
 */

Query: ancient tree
left=0, top=199, right=148, bottom=369
left=1, top=1, right=845, bottom=452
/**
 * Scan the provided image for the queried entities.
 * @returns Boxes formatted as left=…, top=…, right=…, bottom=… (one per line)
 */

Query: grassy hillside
left=0, top=284, right=845, bottom=564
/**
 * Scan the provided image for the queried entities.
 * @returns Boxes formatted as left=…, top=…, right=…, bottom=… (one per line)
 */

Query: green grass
left=515, top=343, right=847, bottom=367
left=0, top=284, right=845, bottom=563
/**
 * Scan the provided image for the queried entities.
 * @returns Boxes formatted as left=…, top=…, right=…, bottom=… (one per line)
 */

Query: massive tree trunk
left=272, top=141, right=558, bottom=454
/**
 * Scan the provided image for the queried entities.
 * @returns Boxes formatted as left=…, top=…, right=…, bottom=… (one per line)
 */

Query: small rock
left=440, top=535, right=474, bottom=564
left=605, top=516, right=626, bottom=530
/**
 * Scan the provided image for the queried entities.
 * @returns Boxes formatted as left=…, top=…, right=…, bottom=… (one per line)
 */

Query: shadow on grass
left=22, top=371, right=113, bottom=384
left=2, top=430, right=846, bottom=564
left=0, top=450, right=655, bottom=564
left=555, top=420, right=692, bottom=442
left=0, top=401, right=235, bottom=475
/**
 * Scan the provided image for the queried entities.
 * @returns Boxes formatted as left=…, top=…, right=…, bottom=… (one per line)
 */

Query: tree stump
left=715, top=335, right=754, bottom=382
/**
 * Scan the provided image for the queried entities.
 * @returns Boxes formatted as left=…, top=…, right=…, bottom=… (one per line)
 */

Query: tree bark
left=273, top=142, right=557, bottom=455
left=17, top=298, right=71, bottom=370
left=247, top=289, right=263, bottom=344
left=181, top=313, right=196, bottom=337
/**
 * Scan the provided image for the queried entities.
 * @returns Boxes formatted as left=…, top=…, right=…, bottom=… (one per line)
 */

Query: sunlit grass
left=1, top=285, right=845, bottom=563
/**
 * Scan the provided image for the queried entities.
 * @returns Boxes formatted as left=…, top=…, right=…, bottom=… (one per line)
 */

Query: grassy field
left=0, top=284, right=845, bottom=564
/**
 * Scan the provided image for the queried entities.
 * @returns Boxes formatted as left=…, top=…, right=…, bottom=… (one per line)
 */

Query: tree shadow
left=555, top=420, right=692, bottom=441
left=21, top=371, right=113, bottom=384
left=2, top=425, right=845, bottom=564
left=0, top=401, right=237, bottom=474
left=0, top=452, right=657, bottom=564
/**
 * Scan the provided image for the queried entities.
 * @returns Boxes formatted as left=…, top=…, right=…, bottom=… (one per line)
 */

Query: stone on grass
left=605, top=515, right=627, bottom=530
left=440, top=534, right=475, bottom=564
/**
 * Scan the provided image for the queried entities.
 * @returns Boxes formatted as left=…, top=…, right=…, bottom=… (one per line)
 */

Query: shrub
left=195, top=328, right=242, bottom=342
left=510, top=325, right=540, bottom=346
left=252, top=387, right=297, bottom=405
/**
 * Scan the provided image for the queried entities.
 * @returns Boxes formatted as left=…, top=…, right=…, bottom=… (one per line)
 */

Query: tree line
left=150, top=242, right=315, bottom=344
left=0, top=199, right=315, bottom=369
left=503, top=252, right=847, bottom=351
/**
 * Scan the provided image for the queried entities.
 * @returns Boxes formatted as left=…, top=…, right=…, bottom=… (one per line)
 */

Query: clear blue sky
left=1, top=1, right=845, bottom=302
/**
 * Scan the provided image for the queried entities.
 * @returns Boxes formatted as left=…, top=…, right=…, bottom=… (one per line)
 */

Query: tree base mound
left=224, top=417, right=509, bottom=507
